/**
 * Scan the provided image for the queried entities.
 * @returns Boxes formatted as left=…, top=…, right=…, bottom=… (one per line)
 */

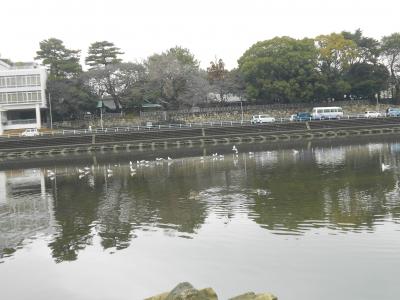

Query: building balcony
left=3, top=119, right=38, bottom=130
left=0, top=99, right=42, bottom=106
left=6, top=119, right=37, bottom=125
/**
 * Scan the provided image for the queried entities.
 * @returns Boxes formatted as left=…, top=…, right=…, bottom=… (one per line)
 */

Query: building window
left=0, top=91, right=42, bottom=104
left=0, top=74, right=41, bottom=88
left=6, top=77, right=16, bottom=87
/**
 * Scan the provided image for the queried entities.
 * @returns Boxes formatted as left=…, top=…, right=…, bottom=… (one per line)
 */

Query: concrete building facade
left=0, top=60, right=47, bottom=134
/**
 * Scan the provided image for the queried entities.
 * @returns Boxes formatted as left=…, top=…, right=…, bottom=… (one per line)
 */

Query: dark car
left=291, top=112, right=312, bottom=121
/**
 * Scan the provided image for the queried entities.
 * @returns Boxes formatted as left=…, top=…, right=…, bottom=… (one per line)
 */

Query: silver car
left=364, top=111, right=382, bottom=118
left=21, top=128, right=39, bottom=137
left=251, top=115, right=276, bottom=124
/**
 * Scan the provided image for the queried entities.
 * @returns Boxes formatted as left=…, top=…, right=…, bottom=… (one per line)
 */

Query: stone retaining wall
left=53, top=103, right=400, bottom=129
left=172, top=103, right=397, bottom=124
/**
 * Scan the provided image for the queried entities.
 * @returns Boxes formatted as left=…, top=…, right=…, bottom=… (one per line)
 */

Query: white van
left=311, top=107, right=343, bottom=120
left=251, top=114, right=275, bottom=124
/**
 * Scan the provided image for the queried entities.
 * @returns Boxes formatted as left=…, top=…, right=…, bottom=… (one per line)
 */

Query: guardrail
left=0, top=114, right=398, bottom=139
left=0, top=117, right=400, bottom=154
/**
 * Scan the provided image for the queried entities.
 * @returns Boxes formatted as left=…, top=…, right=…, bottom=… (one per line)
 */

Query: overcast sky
left=1, top=0, right=399, bottom=69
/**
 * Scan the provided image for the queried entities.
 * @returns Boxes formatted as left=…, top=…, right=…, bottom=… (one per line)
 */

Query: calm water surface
left=1, top=140, right=400, bottom=299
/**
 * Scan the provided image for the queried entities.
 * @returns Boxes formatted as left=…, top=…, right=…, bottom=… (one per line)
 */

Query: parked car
left=386, top=108, right=400, bottom=117
left=251, top=114, right=275, bottom=124
left=21, top=128, right=39, bottom=137
left=364, top=111, right=382, bottom=118
left=291, top=112, right=313, bottom=121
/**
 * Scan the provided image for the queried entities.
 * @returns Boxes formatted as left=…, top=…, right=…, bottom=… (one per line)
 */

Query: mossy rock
left=146, top=282, right=276, bottom=300
left=229, top=292, right=277, bottom=300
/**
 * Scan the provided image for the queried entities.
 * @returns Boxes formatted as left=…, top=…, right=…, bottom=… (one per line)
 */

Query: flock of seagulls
left=44, top=155, right=176, bottom=180
left=44, top=144, right=395, bottom=181
left=43, top=145, right=283, bottom=181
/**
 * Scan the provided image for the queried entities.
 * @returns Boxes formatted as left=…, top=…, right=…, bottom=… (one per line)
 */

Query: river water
left=0, top=138, right=400, bottom=300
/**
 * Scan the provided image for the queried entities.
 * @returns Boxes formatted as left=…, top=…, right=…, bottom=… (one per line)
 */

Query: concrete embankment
left=1, top=117, right=400, bottom=160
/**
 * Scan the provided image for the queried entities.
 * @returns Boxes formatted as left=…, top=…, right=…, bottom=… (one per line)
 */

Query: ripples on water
left=2, top=145, right=400, bottom=255
left=1, top=141, right=400, bottom=299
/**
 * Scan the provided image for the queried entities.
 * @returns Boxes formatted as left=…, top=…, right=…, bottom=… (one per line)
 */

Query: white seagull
left=381, top=163, right=391, bottom=171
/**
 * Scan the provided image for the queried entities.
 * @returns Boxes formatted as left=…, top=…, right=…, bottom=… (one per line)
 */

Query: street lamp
left=375, top=93, right=379, bottom=111
left=97, top=100, right=104, bottom=129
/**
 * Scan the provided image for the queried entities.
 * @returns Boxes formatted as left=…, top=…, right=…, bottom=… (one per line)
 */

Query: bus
left=311, top=106, right=343, bottom=119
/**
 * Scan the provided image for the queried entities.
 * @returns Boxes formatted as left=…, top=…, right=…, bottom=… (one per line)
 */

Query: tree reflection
left=3, top=142, right=400, bottom=263
left=48, top=176, right=102, bottom=263
left=247, top=148, right=400, bottom=233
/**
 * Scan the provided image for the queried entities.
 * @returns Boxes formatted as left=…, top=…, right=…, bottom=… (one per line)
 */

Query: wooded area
left=2, top=29, right=400, bottom=120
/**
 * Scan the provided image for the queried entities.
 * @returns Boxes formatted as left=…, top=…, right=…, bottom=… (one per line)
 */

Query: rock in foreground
left=228, top=292, right=278, bottom=300
left=145, top=282, right=277, bottom=300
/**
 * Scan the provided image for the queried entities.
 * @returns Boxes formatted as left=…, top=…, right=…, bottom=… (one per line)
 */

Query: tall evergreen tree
left=35, top=38, right=82, bottom=79
left=85, top=41, right=124, bottom=69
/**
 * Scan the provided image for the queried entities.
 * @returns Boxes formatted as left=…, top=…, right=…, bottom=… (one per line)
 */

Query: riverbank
left=1, top=133, right=399, bottom=170
left=1, top=117, right=400, bottom=161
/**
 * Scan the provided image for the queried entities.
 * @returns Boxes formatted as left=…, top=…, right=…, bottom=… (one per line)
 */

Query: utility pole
left=100, top=106, right=103, bottom=130
left=240, top=100, right=244, bottom=123
left=48, top=92, right=53, bottom=130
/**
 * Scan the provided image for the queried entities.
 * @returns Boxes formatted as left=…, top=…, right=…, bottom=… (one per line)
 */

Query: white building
left=0, top=60, right=47, bottom=134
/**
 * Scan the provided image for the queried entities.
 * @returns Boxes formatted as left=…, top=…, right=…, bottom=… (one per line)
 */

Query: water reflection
left=0, top=169, right=53, bottom=260
left=1, top=141, right=400, bottom=264
left=314, top=146, right=346, bottom=166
